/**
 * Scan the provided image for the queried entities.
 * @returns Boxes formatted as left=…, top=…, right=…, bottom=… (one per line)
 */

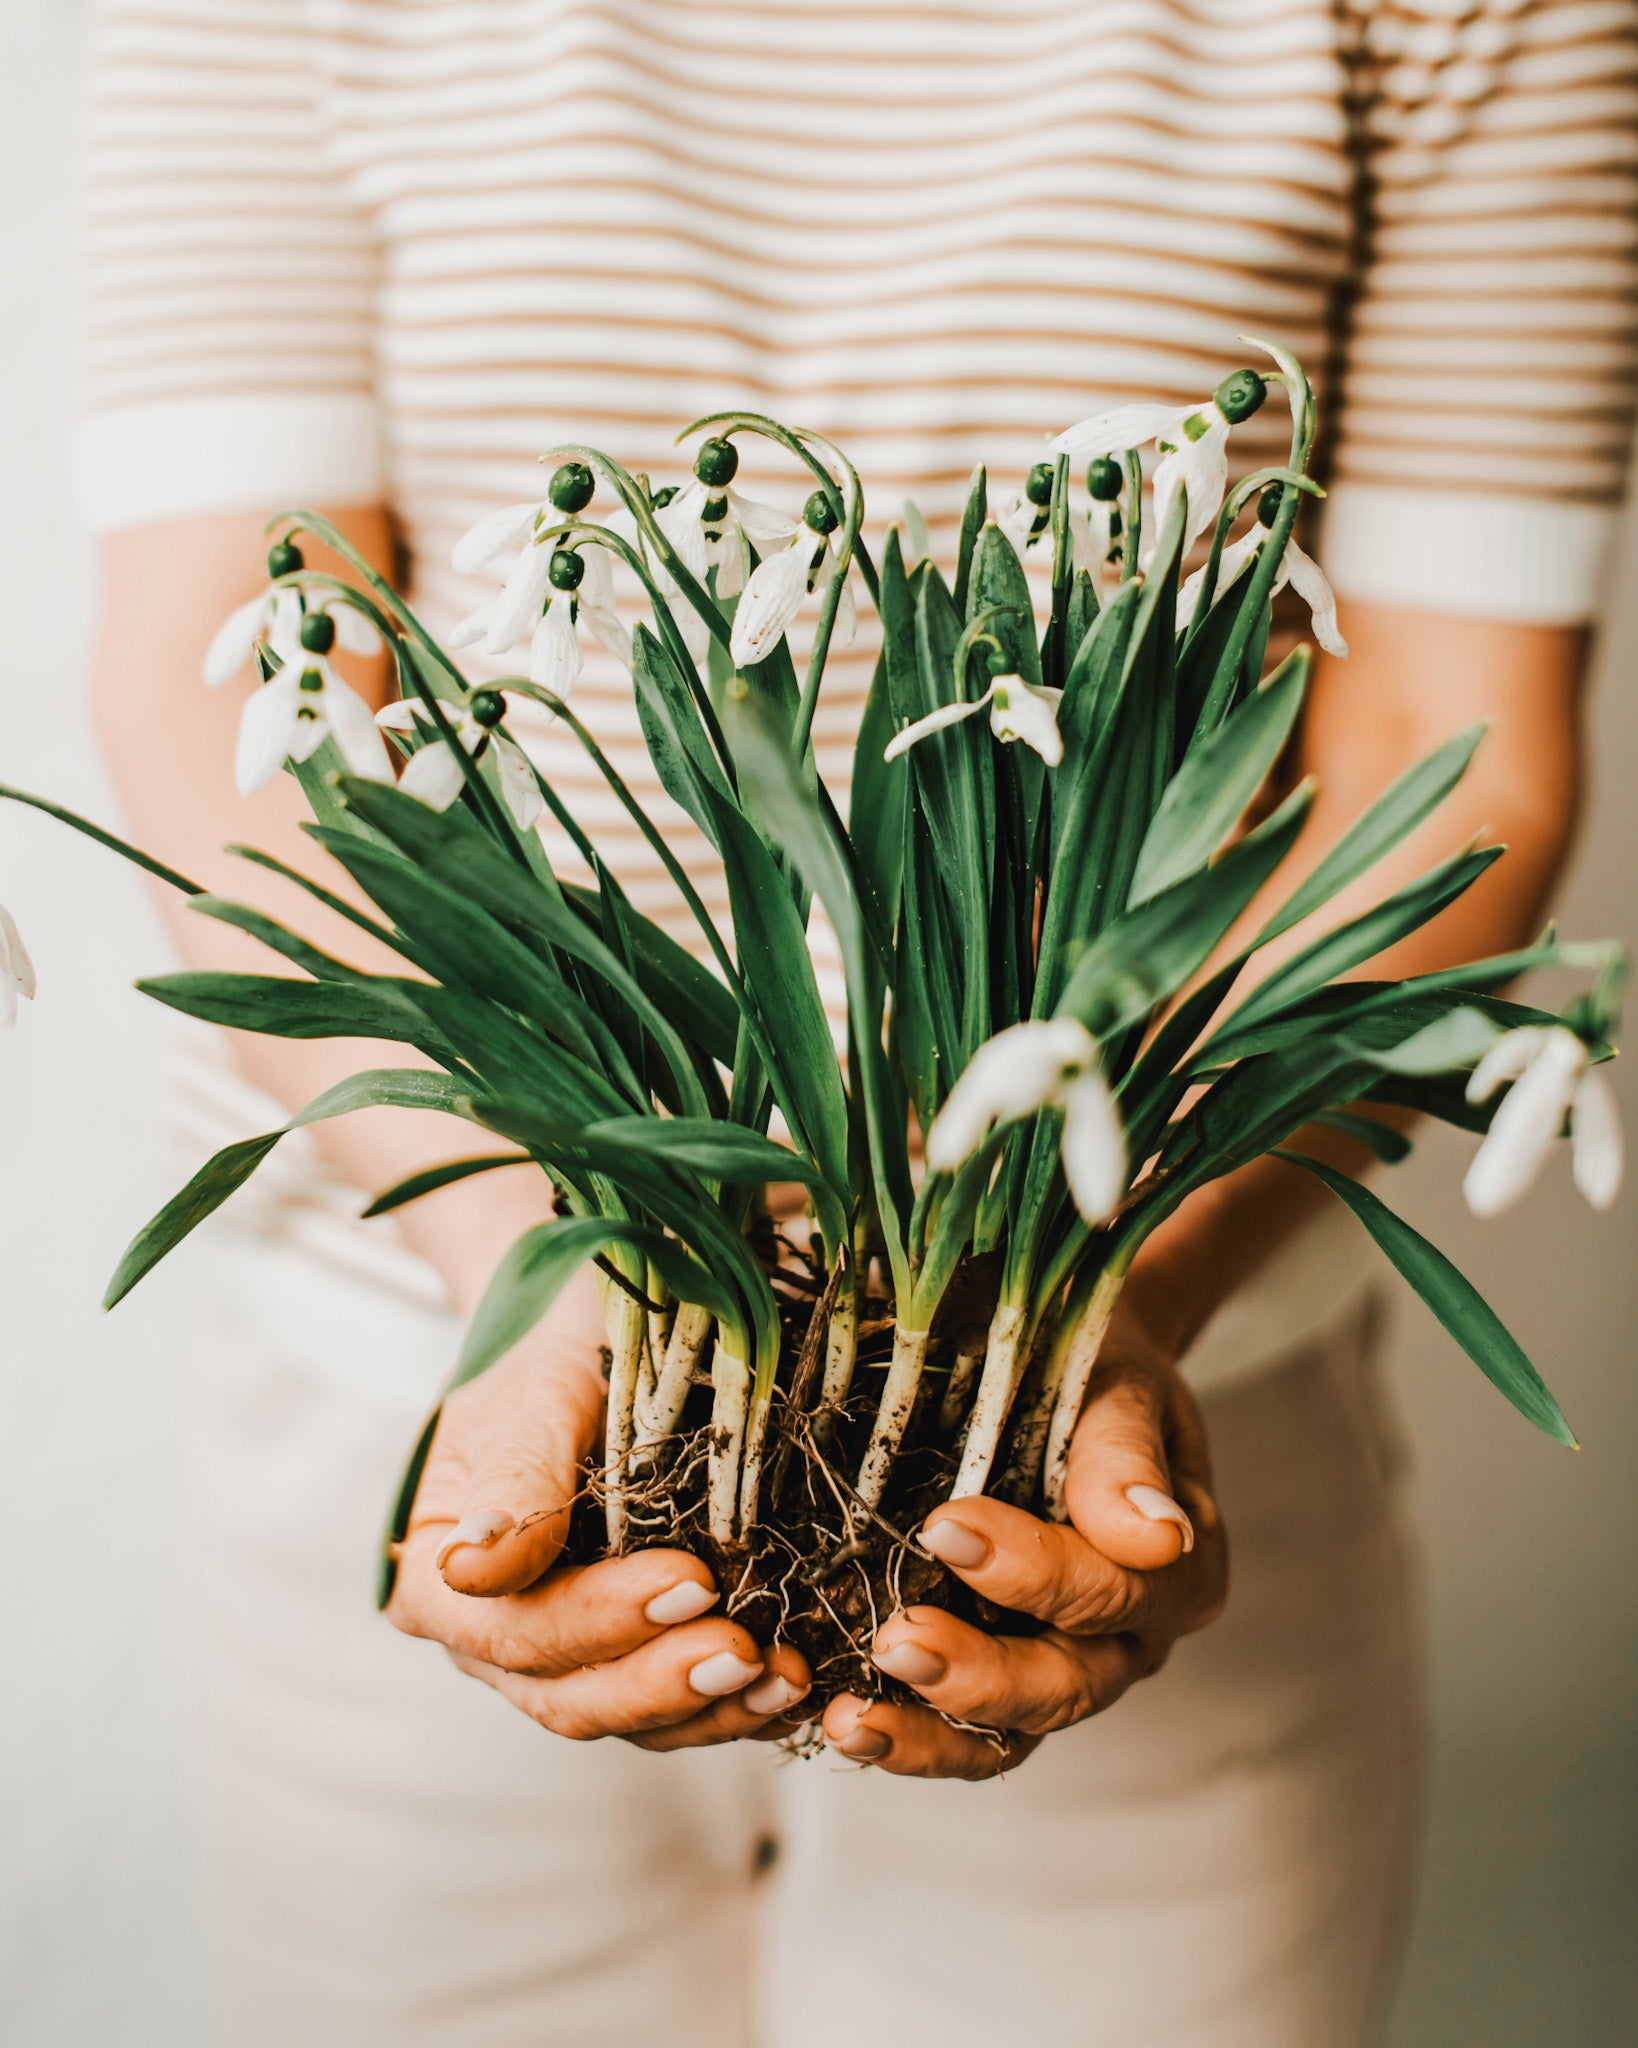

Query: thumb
left=432, top=1344, right=606, bottom=1597
left=1062, top=1355, right=1194, bottom=1571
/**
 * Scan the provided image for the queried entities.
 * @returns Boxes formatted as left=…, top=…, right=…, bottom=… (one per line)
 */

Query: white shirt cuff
left=1320, top=482, right=1618, bottom=627
left=78, top=393, right=383, bottom=536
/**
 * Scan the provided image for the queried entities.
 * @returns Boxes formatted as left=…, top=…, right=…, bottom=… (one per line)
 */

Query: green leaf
left=105, top=1069, right=472, bottom=1307
left=630, top=623, right=734, bottom=841
left=967, top=522, right=1042, bottom=685
left=1312, top=1110, right=1413, bottom=1164
left=360, top=1152, right=530, bottom=1218
left=850, top=647, right=908, bottom=931
left=559, top=879, right=738, bottom=1069
left=137, top=970, right=453, bottom=1056
left=1130, top=650, right=1309, bottom=904
left=953, top=464, right=986, bottom=613
left=582, top=1114, right=835, bottom=1197
left=188, top=896, right=367, bottom=982
left=1259, top=723, right=1486, bottom=945
left=454, top=1218, right=662, bottom=1387
left=1275, top=1152, right=1576, bottom=1446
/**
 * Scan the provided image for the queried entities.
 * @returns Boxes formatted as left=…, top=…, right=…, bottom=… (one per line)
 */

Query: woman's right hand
left=386, top=1329, right=812, bottom=1748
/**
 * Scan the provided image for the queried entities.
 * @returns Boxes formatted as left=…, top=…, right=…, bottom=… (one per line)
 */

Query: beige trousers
left=183, top=1241, right=1423, bottom=2048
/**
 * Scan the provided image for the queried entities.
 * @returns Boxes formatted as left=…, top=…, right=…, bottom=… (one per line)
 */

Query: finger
left=445, top=1613, right=769, bottom=1741
left=392, top=1534, right=718, bottom=1675
left=869, top=1604, right=1153, bottom=1735
left=918, top=1495, right=1168, bottom=1635
left=416, top=1345, right=609, bottom=1597
left=625, top=1643, right=813, bottom=1752
left=820, top=1693, right=1039, bottom=1781
left=1061, top=1355, right=1196, bottom=1571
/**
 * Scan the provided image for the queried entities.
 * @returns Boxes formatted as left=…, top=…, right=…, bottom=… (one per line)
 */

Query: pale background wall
left=1, top=9, right=1632, bottom=2044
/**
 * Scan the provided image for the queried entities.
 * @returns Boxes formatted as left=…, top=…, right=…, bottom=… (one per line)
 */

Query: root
left=814, top=1256, right=859, bottom=1443
left=707, top=1341, right=751, bottom=1542
left=938, top=1342, right=984, bottom=1435
left=637, top=1300, right=714, bottom=1451
left=602, top=1288, right=647, bottom=1551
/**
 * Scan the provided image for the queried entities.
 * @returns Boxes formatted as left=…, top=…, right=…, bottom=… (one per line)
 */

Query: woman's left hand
left=820, top=1306, right=1227, bottom=1778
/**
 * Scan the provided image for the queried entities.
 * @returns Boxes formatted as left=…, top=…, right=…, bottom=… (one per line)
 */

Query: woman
left=79, top=2, right=1635, bottom=2043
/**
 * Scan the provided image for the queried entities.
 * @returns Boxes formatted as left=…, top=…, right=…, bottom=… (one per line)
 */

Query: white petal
left=203, top=593, right=271, bottom=688
left=833, top=571, right=857, bottom=649
left=989, top=678, right=1064, bottom=766
left=0, top=900, right=37, bottom=1022
left=530, top=600, right=583, bottom=696
left=729, top=489, right=799, bottom=545
left=1463, top=1027, right=1584, bottom=1217
left=1284, top=539, right=1349, bottom=658
left=327, top=600, right=382, bottom=656
left=714, top=527, right=749, bottom=598
left=486, top=541, right=555, bottom=654
left=582, top=599, right=633, bottom=669
left=667, top=594, right=713, bottom=663
left=1175, top=529, right=1259, bottom=632
left=321, top=672, right=394, bottom=782
left=495, top=735, right=545, bottom=830
left=997, top=495, right=1038, bottom=552
left=1060, top=1068, right=1127, bottom=1223
left=1466, top=1024, right=1550, bottom=1104
left=729, top=537, right=813, bottom=668
left=374, top=698, right=422, bottom=732
left=1050, top=402, right=1187, bottom=462
left=398, top=739, right=469, bottom=810
left=447, top=608, right=490, bottom=649
left=234, top=676, right=303, bottom=795
left=656, top=490, right=712, bottom=588
left=882, top=694, right=989, bottom=762
left=1571, top=1069, right=1624, bottom=1210
left=926, top=1018, right=1099, bottom=1171
left=1153, top=418, right=1228, bottom=553
left=901, top=498, right=934, bottom=567
left=453, top=501, right=541, bottom=575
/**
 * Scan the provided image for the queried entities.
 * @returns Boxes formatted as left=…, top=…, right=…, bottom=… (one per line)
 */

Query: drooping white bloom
left=1051, top=369, right=1268, bottom=556
left=728, top=503, right=855, bottom=669
left=450, top=505, right=631, bottom=674
left=1078, top=497, right=1124, bottom=599
left=656, top=480, right=795, bottom=601
left=0, top=899, right=37, bottom=1028
left=376, top=697, right=543, bottom=830
left=884, top=673, right=1064, bottom=769
left=235, top=653, right=393, bottom=797
left=926, top=1018, right=1127, bottom=1223
left=1175, top=514, right=1348, bottom=657
left=1463, top=1024, right=1623, bottom=1216
left=204, top=587, right=378, bottom=690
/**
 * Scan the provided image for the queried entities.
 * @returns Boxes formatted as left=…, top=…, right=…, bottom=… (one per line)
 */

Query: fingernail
left=435, top=1509, right=515, bottom=1571
left=872, top=1640, right=947, bottom=1687
left=645, top=1580, right=719, bottom=1626
left=1125, top=1484, right=1195, bottom=1553
left=687, top=1650, right=764, bottom=1698
left=836, top=1724, right=891, bottom=1761
left=744, top=1673, right=809, bottom=1716
left=920, top=1517, right=991, bottom=1570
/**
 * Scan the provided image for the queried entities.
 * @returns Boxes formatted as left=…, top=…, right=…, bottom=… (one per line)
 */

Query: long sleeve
left=1323, top=0, right=1638, bottom=622
left=78, top=0, right=382, bottom=534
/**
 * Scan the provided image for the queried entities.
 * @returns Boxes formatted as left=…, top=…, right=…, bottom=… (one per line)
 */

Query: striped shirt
left=77, top=0, right=1638, bottom=1353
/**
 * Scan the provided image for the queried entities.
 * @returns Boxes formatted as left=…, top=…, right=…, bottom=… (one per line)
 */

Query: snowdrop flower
left=203, top=538, right=379, bottom=690
left=728, top=489, right=855, bottom=669
left=1077, top=456, right=1127, bottom=598
left=0, top=898, right=36, bottom=1028
left=1175, top=484, right=1347, bottom=656
left=998, top=463, right=1056, bottom=555
left=1463, top=1024, right=1623, bottom=1217
left=376, top=688, right=543, bottom=830
left=1051, top=368, right=1268, bottom=554
left=234, top=609, right=393, bottom=797
left=449, top=464, right=631, bottom=675
left=884, top=670, right=1064, bottom=769
left=926, top=1018, right=1127, bottom=1223
left=900, top=499, right=935, bottom=568
left=657, top=438, right=796, bottom=601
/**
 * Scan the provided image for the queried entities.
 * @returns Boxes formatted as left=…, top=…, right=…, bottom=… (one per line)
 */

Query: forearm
left=1122, top=601, right=1587, bottom=1361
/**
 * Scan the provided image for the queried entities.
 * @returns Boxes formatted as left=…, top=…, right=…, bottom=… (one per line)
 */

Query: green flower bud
left=1087, top=457, right=1123, bottom=502
left=693, top=437, right=739, bottom=488
left=267, top=539, right=304, bottom=580
left=298, top=611, right=335, bottom=655
left=804, top=490, right=841, bottom=536
left=469, top=688, right=506, bottom=728
left=547, top=547, right=585, bottom=592
left=1213, top=368, right=1267, bottom=425
left=1025, top=461, right=1055, bottom=508
left=651, top=484, right=679, bottom=510
left=1256, top=483, right=1285, bottom=527
left=548, top=461, right=595, bottom=514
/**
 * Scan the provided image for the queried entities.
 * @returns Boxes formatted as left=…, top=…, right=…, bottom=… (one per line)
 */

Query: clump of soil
left=564, top=1235, right=1034, bottom=1714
